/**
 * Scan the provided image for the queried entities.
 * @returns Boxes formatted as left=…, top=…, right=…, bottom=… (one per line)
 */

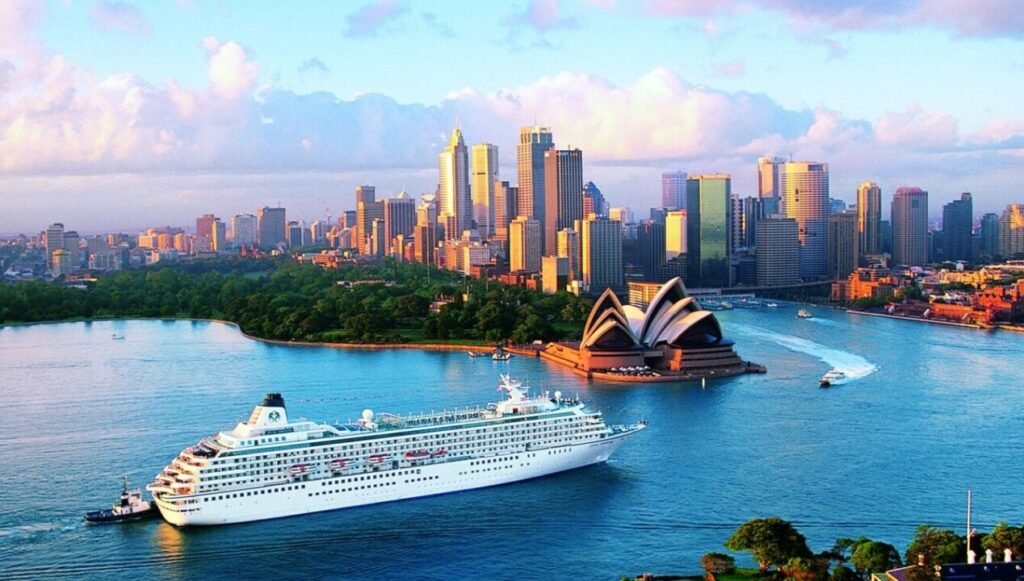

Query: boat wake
left=731, top=324, right=878, bottom=382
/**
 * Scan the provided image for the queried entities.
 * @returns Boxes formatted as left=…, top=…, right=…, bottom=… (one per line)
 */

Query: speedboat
left=84, top=477, right=157, bottom=524
left=766, top=303, right=779, bottom=308
left=819, top=369, right=847, bottom=387
left=797, top=309, right=813, bottom=319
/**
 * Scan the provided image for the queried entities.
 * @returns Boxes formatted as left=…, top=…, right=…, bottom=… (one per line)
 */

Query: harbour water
left=2, top=305, right=1023, bottom=580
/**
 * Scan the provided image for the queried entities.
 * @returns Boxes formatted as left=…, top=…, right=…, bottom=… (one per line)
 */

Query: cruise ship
left=148, top=375, right=647, bottom=526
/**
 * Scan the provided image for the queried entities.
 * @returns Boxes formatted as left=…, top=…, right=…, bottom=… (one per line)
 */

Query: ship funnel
left=247, top=393, right=289, bottom=427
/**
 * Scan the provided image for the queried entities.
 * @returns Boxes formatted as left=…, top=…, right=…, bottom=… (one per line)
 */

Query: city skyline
left=3, top=1, right=1024, bottom=232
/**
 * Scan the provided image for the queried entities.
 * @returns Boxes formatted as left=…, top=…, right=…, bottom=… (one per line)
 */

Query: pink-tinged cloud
left=711, top=60, right=745, bottom=78
left=89, top=1, right=151, bottom=37
left=874, top=105, right=959, bottom=148
left=343, top=0, right=407, bottom=37
left=0, top=0, right=44, bottom=55
left=508, top=0, right=579, bottom=32
left=202, top=37, right=259, bottom=102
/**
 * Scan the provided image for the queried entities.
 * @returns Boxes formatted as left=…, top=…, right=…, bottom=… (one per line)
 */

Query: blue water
left=1, top=306, right=1023, bottom=580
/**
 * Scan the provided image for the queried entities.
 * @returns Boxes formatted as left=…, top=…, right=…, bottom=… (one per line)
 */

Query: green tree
left=904, top=525, right=964, bottom=569
left=700, top=552, right=736, bottom=581
left=981, top=522, right=1024, bottom=560
left=781, top=557, right=827, bottom=581
left=725, top=517, right=813, bottom=574
left=850, top=539, right=901, bottom=576
left=830, top=565, right=858, bottom=581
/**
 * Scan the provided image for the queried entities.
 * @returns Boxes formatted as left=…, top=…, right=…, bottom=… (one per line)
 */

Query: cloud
left=343, top=0, right=407, bottom=38
left=711, top=60, right=745, bottom=78
left=89, top=1, right=151, bottom=37
left=298, top=57, right=330, bottom=75
left=202, top=37, right=259, bottom=102
left=0, top=0, right=45, bottom=56
left=874, top=104, right=959, bottom=148
left=506, top=0, right=580, bottom=32
left=642, top=0, right=1024, bottom=38
left=420, top=12, right=455, bottom=38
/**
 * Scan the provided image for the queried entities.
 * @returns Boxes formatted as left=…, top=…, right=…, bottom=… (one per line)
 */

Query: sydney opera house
left=541, top=278, right=761, bottom=381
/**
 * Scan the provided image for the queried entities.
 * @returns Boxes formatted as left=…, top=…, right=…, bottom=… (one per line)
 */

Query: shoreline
left=844, top=308, right=985, bottom=330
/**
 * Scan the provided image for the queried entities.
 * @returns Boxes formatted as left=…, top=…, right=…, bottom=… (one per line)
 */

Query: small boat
left=819, top=369, right=847, bottom=387
left=766, top=303, right=779, bottom=308
left=84, top=477, right=157, bottom=524
left=431, top=448, right=447, bottom=458
left=112, top=333, right=125, bottom=340
left=367, top=453, right=390, bottom=464
left=404, top=450, right=431, bottom=461
left=288, top=464, right=309, bottom=477
left=797, top=309, right=813, bottom=319
left=492, top=350, right=513, bottom=361
left=467, top=351, right=487, bottom=358
left=328, top=458, right=349, bottom=471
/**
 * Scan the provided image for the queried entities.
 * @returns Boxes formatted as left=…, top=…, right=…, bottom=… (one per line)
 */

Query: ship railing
left=373, top=406, right=490, bottom=430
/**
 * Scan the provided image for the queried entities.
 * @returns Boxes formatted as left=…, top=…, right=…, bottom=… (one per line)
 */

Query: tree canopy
left=725, top=517, right=813, bottom=573
left=981, top=522, right=1024, bottom=561
left=904, top=526, right=964, bottom=571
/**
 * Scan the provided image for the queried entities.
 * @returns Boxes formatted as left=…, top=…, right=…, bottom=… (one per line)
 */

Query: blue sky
left=2, top=0, right=1023, bottom=232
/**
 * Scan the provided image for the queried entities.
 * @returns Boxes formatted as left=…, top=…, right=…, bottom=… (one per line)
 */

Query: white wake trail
left=731, top=323, right=878, bottom=381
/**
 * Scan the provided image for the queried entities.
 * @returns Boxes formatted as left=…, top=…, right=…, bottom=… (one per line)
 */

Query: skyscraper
left=471, top=143, right=498, bottom=237
left=891, top=187, right=929, bottom=267
left=383, top=192, right=416, bottom=255
left=756, top=217, right=800, bottom=286
left=543, top=148, right=583, bottom=256
left=661, top=171, right=687, bottom=210
left=998, top=203, right=1024, bottom=258
left=636, top=221, right=667, bottom=281
left=354, top=185, right=375, bottom=251
left=582, top=181, right=606, bottom=218
left=980, top=213, right=999, bottom=259
left=257, top=207, right=286, bottom=248
left=556, top=227, right=580, bottom=281
left=780, top=161, right=829, bottom=279
left=942, top=192, right=973, bottom=262
left=231, top=214, right=257, bottom=247
left=757, top=156, right=785, bottom=199
left=287, top=221, right=305, bottom=247
left=509, top=216, right=541, bottom=273
left=356, top=200, right=384, bottom=254
left=685, top=174, right=732, bottom=288
left=856, top=182, right=882, bottom=257
left=517, top=126, right=554, bottom=225
left=665, top=210, right=687, bottom=260
left=45, top=222, right=64, bottom=273
left=493, top=181, right=518, bottom=247
left=581, top=215, right=623, bottom=292
left=212, top=219, right=227, bottom=251
left=827, top=211, right=858, bottom=280
left=439, top=127, right=471, bottom=239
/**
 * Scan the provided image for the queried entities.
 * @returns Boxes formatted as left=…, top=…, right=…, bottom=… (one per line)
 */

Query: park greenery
left=0, top=257, right=595, bottom=345
left=655, top=518, right=1024, bottom=581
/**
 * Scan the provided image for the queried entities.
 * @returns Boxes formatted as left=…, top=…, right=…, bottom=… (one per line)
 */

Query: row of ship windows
left=201, top=484, right=307, bottom=502
left=319, top=469, right=421, bottom=485
left=216, top=418, right=592, bottom=465
left=309, top=475, right=439, bottom=497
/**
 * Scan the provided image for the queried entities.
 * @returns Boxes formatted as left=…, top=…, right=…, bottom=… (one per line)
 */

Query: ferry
left=147, top=375, right=646, bottom=526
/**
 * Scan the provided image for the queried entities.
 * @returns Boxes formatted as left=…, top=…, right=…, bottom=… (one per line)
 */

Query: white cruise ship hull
left=156, top=434, right=630, bottom=526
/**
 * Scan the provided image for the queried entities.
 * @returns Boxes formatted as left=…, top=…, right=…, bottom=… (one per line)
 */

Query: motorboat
left=819, top=369, right=848, bottom=387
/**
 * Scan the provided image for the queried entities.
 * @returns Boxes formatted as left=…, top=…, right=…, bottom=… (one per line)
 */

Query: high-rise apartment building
left=661, top=171, right=687, bottom=210
left=757, top=156, right=785, bottom=199
left=856, top=182, right=882, bottom=257
left=827, top=211, right=858, bottom=280
left=356, top=200, right=384, bottom=254
left=517, top=126, right=554, bottom=225
left=212, top=219, right=227, bottom=251
left=541, top=256, right=569, bottom=294
left=196, top=214, right=217, bottom=239
left=556, top=227, right=580, bottom=281
left=439, top=128, right=472, bottom=240
left=665, top=210, right=687, bottom=260
left=471, top=144, right=498, bottom=237
left=543, top=148, right=584, bottom=256
left=999, top=203, right=1024, bottom=258
left=231, top=214, right=257, bottom=247
left=756, top=217, right=800, bottom=286
left=45, top=222, right=64, bottom=273
left=780, top=161, right=829, bottom=279
left=383, top=193, right=416, bottom=255
left=257, top=206, right=287, bottom=248
left=942, top=192, right=973, bottom=262
left=891, top=187, right=929, bottom=267
left=685, top=174, right=732, bottom=288
left=509, top=216, right=541, bottom=273
left=581, top=215, right=623, bottom=292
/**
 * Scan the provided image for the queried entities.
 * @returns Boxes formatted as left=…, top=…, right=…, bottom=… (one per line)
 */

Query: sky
left=2, top=0, right=1024, bottom=233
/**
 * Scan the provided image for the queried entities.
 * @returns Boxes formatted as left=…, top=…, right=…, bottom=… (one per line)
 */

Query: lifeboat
left=288, top=464, right=309, bottom=477
left=404, top=450, right=430, bottom=461
left=431, top=448, right=447, bottom=458
left=328, top=458, right=348, bottom=471
left=367, top=454, right=390, bottom=464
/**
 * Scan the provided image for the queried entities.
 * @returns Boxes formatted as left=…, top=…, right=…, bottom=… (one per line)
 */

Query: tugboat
left=84, top=476, right=157, bottom=524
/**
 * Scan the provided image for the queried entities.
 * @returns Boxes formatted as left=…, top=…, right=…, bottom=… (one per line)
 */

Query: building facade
left=856, top=181, right=882, bottom=257
left=543, top=148, right=584, bottom=256
left=438, top=128, right=472, bottom=239
left=685, top=174, right=732, bottom=288
left=509, top=216, right=541, bottom=273
left=470, top=143, right=498, bottom=237
left=942, top=192, right=973, bottom=262
left=581, top=215, right=623, bottom=292
left=257, top=206, right=287, bottom=248
left=661, top=171, right=687, bottom=210
left=516, top=126, right=554, bottom=227
left=756, top=217, right=800, bottom=286
left=827, top=211, right=858, bottom=280
left=891, top=187, right=929, bottom=267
